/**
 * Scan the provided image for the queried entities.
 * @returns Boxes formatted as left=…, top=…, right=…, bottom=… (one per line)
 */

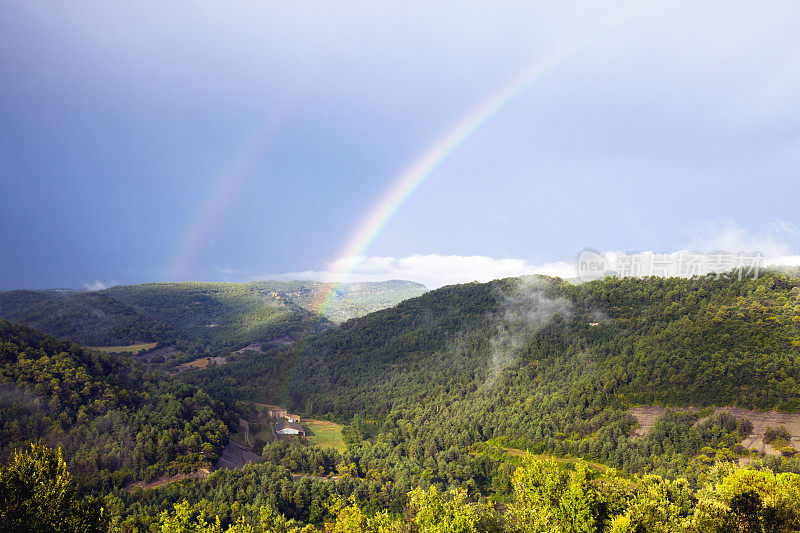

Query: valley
left=3, top=272, right=800, bottom=531
left=0, top=279, right=427, bottom=356
left=4, top=3, right=798, bottom=531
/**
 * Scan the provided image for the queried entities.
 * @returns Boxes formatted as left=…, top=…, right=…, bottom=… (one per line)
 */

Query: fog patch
left=0, top=383, right=47, bottom=414
left=83, top=280, right=115, bottom=291
left=485, top=277, right=572, bottom=387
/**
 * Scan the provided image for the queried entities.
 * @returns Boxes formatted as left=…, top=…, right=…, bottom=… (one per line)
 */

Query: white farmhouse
left=275, top=420, right=306, bottom=436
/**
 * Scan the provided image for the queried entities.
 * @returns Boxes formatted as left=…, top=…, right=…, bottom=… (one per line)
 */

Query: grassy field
left=303, top=419, right=345, bottom=452
left=90, top=342, right=157, bottom=353
left=176, top=356, right=227, bottom=370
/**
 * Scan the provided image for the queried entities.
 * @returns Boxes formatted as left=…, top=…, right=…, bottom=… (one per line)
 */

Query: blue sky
left=2, top=1, right=800, bottom=290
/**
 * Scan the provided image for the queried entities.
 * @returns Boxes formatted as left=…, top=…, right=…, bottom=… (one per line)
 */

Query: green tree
left=0, top=444, right=106, bottom=533
left=159, top=500, right=254, bottom=533
left=690, top=465, right=800, bottom=533
left=325, top=499, right=366, bottom=533
left=409, top=486, right=503, bottom=533
left=259, top=505, right=316, bottom=533
left=608, top=475, right=694, bottom=533
left=511, top=459, right=623, bottom=533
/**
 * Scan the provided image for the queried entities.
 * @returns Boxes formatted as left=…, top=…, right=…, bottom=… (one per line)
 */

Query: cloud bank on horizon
left=266, top=222, right=800, bottom=289
left=268, top=254, right=574, bottom=289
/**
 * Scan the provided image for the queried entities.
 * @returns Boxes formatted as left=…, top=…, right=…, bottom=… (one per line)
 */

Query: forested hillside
left=281, top=271, right=800, bottom=413
left=0, top=290, right=173, bottom=346
left=0, top=319, right=232, bottom=490
left=187, top=271, right=800, bottom=484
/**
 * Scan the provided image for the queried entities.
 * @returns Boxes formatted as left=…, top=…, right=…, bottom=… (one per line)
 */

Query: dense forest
left=3, top=272, right=800, bottom=531
left=0, top=290, right=175, bottom=347
left=182, top=272, right=800, bottom=495
left=4, top=440, right=800, bottom=532
left=191, top=270, right=800, bottom=414
left=0, top=319, right=233, bottom=490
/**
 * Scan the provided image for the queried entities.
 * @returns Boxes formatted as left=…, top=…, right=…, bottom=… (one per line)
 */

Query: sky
left=1, top=1, right=800, bottom=290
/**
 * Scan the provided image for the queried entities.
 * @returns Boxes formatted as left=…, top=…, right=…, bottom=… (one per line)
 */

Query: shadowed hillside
left=0, top=319, right=233, bottom=490
left=0, top=290, right=173, bottom=346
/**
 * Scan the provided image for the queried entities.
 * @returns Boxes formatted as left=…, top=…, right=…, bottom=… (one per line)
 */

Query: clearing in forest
left=303, top=419, right=345, bottom=452
left=176, top=356, right=228, bottom=370
left=90, top=342, right=157, bottom=353
left=629, top=405, right=800, bottom=456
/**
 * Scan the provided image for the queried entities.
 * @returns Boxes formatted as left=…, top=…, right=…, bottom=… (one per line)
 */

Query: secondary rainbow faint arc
left=312, top=1, right=654, bottom=316
left=167, top=121, right=278, bottom=282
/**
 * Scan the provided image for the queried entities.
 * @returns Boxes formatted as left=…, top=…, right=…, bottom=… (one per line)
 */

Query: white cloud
left=676, top=221, right=800, bottom=273
left=686, top=221, right=790, bottom=258
left=766, top=255, right=800, bottom=269
left=773, top=220, right=798, bottom=236
left=83, top=280, right=114, bottom=291
left=679, top=221, right=800, bottom=273
left=263, top=222, right=800, bottom=289
left=265, top=254, right=575, bottom=289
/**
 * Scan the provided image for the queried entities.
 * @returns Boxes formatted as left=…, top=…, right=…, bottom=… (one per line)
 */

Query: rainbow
left=311, top=1, right=654, bottom=315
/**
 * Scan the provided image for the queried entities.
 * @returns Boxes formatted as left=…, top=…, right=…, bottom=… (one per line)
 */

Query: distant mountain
left=0, top=280, right=427, bottom=352
left=242, top=279, right=429, bottom=322
left=100, top=280, right=426, bottom=351
left=0, top=290, right=171, bottom=346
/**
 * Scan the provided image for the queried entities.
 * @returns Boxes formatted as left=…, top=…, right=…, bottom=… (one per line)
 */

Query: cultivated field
left=303, top=419, right=345, bottom=452
left=176, top=356, right=228, bottom=370
left=90, top=342, right=157, bottom=354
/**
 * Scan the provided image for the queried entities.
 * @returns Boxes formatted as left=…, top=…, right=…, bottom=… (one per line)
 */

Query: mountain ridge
left=0, top=279, right=427, bottom=353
